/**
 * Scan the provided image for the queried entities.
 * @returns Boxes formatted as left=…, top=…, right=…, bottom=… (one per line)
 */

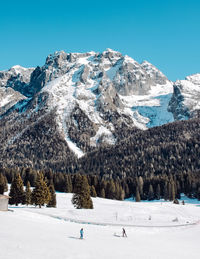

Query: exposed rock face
left=0, top=87, right=26, bottom=115
left=0, top=49, right=199, bottom=170
left=0, top=65, right=34, bottom=96
left=168, top=74, right=200, bottom=120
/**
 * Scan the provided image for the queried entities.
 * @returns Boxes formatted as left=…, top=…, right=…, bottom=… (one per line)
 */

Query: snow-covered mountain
left=169, top=74, right=200, bottom=120
left=0, top=49, right=199, bottom=168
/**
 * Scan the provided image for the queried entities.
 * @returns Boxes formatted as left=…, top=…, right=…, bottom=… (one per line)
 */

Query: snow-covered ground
left=1, top=192, right=200, bottom=259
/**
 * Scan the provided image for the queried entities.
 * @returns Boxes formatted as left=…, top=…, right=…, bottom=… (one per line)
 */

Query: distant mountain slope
left=0, top=49, right=200, bottom=170
left=76, top=117, right=200, bottom=178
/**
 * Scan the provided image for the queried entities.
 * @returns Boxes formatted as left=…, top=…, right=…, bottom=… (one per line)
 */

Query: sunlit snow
left=1, top=191, right=200, bottom=259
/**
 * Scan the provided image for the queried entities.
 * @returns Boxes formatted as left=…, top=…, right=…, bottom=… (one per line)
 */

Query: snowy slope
left=1, top=192, right=200, bottom=259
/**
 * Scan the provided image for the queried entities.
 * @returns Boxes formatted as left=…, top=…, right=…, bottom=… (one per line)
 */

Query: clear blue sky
left=0, top=0, right=200, bottom=81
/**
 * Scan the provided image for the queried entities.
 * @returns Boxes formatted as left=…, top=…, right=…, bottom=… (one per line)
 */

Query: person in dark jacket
left=122, top=228, right=127, bottom=237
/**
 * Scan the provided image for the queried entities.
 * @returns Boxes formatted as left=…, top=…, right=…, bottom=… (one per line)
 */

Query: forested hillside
left=76, top=117, right=200, bottom=178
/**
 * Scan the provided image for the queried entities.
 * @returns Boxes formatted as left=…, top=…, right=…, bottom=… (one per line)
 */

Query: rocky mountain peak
left=185, top=73, right=200, bottom=85
left=1, top=49, right=199, bottom=165
left=141, top=60, right=168, bottom=85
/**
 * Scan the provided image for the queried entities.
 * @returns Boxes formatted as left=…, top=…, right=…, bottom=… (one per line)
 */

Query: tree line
left=1, top=167, right=200, bottom=202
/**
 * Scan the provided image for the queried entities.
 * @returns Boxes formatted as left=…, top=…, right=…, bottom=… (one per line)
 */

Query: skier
left=80, top=228, right=84, bottom=239
left=122, top=228, right=127, bottom=237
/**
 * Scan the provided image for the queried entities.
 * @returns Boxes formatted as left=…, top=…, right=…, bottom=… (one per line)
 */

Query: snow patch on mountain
left=119, top=81, right=174, bottom=127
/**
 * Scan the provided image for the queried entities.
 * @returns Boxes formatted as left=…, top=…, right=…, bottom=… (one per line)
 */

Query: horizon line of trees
left=1, top=167, right=200, bottom=202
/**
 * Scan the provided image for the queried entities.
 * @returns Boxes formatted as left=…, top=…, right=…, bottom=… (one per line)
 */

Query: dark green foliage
left=9, top=174, right=25, bottom=205
left=0, top=173, right=7, bottom=194
left=31, top=173, right=51, bottom=208
left=106, top=180, right=116, bottom=199
left=164, top=182, right=169, bottom=201
left=135, top=187, right=141, bottom=202
left=47, top=183, right=56, bottom=207
left=169, top=181, right=176, bottom=201
left=156, top=184, right=161, bottom=200
left=64, top=175, right=73, bottom=193
left=72, top=175, right=93, bottom=209
left=77, top=118, right=200, bottom=180
left=148, top=184, right=154, bottom=201
left=100, top=188, right=105, bottom=198
left=197, top=187, right=200, bottom=201
left=0, top=110, right=77, bottom=172
left=90, top=185, right=97, bottom=197
left=1, top=166, right=200, bottom=202
left=25, top=181, right=32, bottom=206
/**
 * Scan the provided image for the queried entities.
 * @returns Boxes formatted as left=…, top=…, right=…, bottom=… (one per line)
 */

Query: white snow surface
left=1, top=192, right=200, bottom=259
left=120, top=81, right=174, bottom=128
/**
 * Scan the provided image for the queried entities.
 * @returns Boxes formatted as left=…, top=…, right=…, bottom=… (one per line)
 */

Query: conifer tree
left=4, top=176, right=8, bottom=192
left=0, top=173, right=7, bottom=194
left=90, top=185, right=97, bottom=197
left=9, top=174, right=25, bottom=205
left=72, top=175, right=93, bottom=209
left=164, top=181, right=169, bottom=200
left=148, top=184, right=154, bottom=201
left=31, top=173, right=51, bottom=208
left=100, top=188, right=105, bottom=198
left=135, top=186, right=141, bottom=202
left=118, top=185, right=125, bottom=200
left=106, top=180, right=116, bottom=199
left=197, top=187, right=200, bottom=201
left=138, top=176, right=144, bottom=199
left=171, top=181, right=176, bottom=201
left=156, top=184, right=161, bottom=200
left=47, top=182, right=57, bottom=207
left=64, top=175, right=73, bottom=193
left=25, top=181, right=32, bottom=206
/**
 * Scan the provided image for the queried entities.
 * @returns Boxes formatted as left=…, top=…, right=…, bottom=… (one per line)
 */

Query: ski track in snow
left=18, top=208, right=200, bottom=229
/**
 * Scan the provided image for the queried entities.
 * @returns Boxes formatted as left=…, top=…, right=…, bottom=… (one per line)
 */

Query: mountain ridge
left=0, top=49, right=200, bottom=171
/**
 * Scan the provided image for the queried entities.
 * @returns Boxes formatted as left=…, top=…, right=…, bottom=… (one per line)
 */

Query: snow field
left=1, top=192, right=200, bottom=259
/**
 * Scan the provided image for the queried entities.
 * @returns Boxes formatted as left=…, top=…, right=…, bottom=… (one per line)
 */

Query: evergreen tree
left=106, top=180, right=116, bottom=199
left=25, top=181, right=32, bottom=206
left=156, top=184, right=161, bottom=200
left=90, top=185, right=97, bottom=197
left=9, top=174, right=25, bottom=205
left=47, top=183, right=56, bottom=207
left=138, top=176, right=144, bottom=199
left=135, top=186, right=141, bottom=202
left=4, top=176, right=8, bottom=192
left=148, top=184, right=154, bottom=201
left=64, top=175, right=73, bottom=193
left=100, top=180, right=107, bottom=197
left=197, top=187, right=200, bottom=201
left=164, top=181, right=169, bottom=200
left=168, top=181, right=175, bottom=201
left=100, top=188, right=105, bottom=198
left=72, top=175, right=93, bottom=209
left=0, top=173, right=7, bottom=194
left=31, top=173, right=51, bottom=208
